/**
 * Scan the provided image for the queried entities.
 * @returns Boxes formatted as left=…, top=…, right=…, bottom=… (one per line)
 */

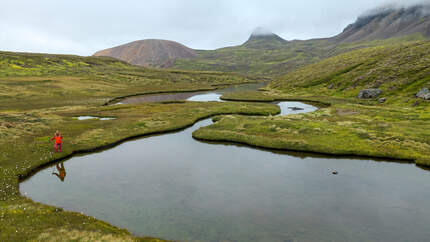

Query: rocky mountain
left=175, top=4, right=430, bottom=76
left=93, top=39, right=197, bottom=68
left=334, top=4, right=430, bottom=43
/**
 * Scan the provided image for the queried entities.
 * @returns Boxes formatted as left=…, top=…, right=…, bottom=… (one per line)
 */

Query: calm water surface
left=21, top=86, right=430, bottom=242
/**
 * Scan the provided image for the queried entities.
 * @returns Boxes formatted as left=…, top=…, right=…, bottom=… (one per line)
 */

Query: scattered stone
left=288, top=107, right=304, bottom=111
left=413, top=101, right=420, bottom=107
left=378, top=97, right=386, bottom=103
left=328, top=84, right=334, bottom=89
left=332, top=171, right=338, bottom=175
left=416, top=88, right=430, bottom=100
left=357, top=89, right=382, bottom=99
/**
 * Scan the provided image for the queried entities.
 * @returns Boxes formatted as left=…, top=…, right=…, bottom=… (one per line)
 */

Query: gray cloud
left=361, top=0, right=430, bottom=17
left=0, top=0, right=427, bottom=56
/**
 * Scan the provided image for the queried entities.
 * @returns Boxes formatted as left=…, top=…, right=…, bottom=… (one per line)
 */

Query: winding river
left=21, top=83, right=430, bottom=242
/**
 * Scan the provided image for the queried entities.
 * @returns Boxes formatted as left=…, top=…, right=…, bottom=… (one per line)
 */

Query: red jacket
left=51, top=135, right=63, bottom=144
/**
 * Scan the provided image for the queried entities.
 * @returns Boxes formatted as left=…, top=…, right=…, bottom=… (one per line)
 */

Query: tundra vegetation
left=173, top=34, right=425, bottom=77
left=0, top=51, right=279, bottom=241
left=193, top=40, right=430, bottom=166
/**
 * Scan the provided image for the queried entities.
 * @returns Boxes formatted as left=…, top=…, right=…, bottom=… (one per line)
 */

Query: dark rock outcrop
left=358, top=89, right=383, bottom=99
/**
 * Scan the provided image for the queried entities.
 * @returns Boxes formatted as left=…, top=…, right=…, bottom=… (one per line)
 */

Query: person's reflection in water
left=52, top=162, right=66, bottom=182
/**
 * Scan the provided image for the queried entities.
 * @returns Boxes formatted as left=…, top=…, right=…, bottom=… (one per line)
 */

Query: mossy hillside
left=173, top=34, right=425, bottom=77
left=271, top=40, right=430, bottom=105
left=0, top=51, right=256, bottom=110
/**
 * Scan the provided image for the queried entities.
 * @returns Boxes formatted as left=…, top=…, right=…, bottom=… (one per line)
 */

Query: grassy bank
left=0, top=51, right=279, bottom=241
left=193, top=102, right=430, bottom=165
left=193, top=41, right=430, bottom=167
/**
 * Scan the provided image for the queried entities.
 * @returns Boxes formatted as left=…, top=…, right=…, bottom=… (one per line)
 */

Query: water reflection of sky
left=186, top=93, right=223, bottom=102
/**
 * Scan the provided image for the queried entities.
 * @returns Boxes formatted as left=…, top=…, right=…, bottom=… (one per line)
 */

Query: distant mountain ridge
left=94, top=4, right=430, bottom=75
left=93, top=39, right=197, bottom=68
left=334, top=4, right=430, bottom=43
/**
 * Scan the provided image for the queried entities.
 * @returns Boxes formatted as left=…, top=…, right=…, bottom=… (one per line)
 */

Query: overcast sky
left=0, top=0, right=427, bottom=56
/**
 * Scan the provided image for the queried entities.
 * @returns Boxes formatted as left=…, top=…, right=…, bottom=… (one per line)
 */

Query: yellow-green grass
left=0, top=51, right=279, bottom=241
left=271, top=40, right=430, bottom=105
left=0, top=51, right=258, bottom=110
left=173, top=34, right=425, bottom=77
left=193, top=102, right=430, bottom=165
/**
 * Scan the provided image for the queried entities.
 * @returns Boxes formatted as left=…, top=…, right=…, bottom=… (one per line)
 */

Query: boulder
left=416, top=88, right=430, bottom=100
left=378, top=98, right=386, bottom=103
left=357, top=89, right=382, bottom=99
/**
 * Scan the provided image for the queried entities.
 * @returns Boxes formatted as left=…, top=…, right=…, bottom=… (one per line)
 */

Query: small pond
left=76, top=116, right=116, bottom=121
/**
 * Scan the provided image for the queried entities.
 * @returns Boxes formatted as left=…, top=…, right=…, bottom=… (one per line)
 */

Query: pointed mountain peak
left=251, top=27, right=276, bottom=37
left=244, top=27, right=287, bottom=49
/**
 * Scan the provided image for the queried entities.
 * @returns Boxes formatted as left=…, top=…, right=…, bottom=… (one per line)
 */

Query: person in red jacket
left=50, top=130, right=63, bottom=152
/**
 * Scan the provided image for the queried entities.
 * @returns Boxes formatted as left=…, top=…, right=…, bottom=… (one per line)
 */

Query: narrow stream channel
left=21, top=84, right=430, bottom=242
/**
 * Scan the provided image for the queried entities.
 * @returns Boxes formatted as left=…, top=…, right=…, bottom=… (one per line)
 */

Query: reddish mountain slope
left=93, top=39, right=197, bottom=68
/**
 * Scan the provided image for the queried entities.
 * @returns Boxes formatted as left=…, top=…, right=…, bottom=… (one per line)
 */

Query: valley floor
left=2, top=40, right=430, bottom=240
left=0, top=52, right=278, bottom=241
